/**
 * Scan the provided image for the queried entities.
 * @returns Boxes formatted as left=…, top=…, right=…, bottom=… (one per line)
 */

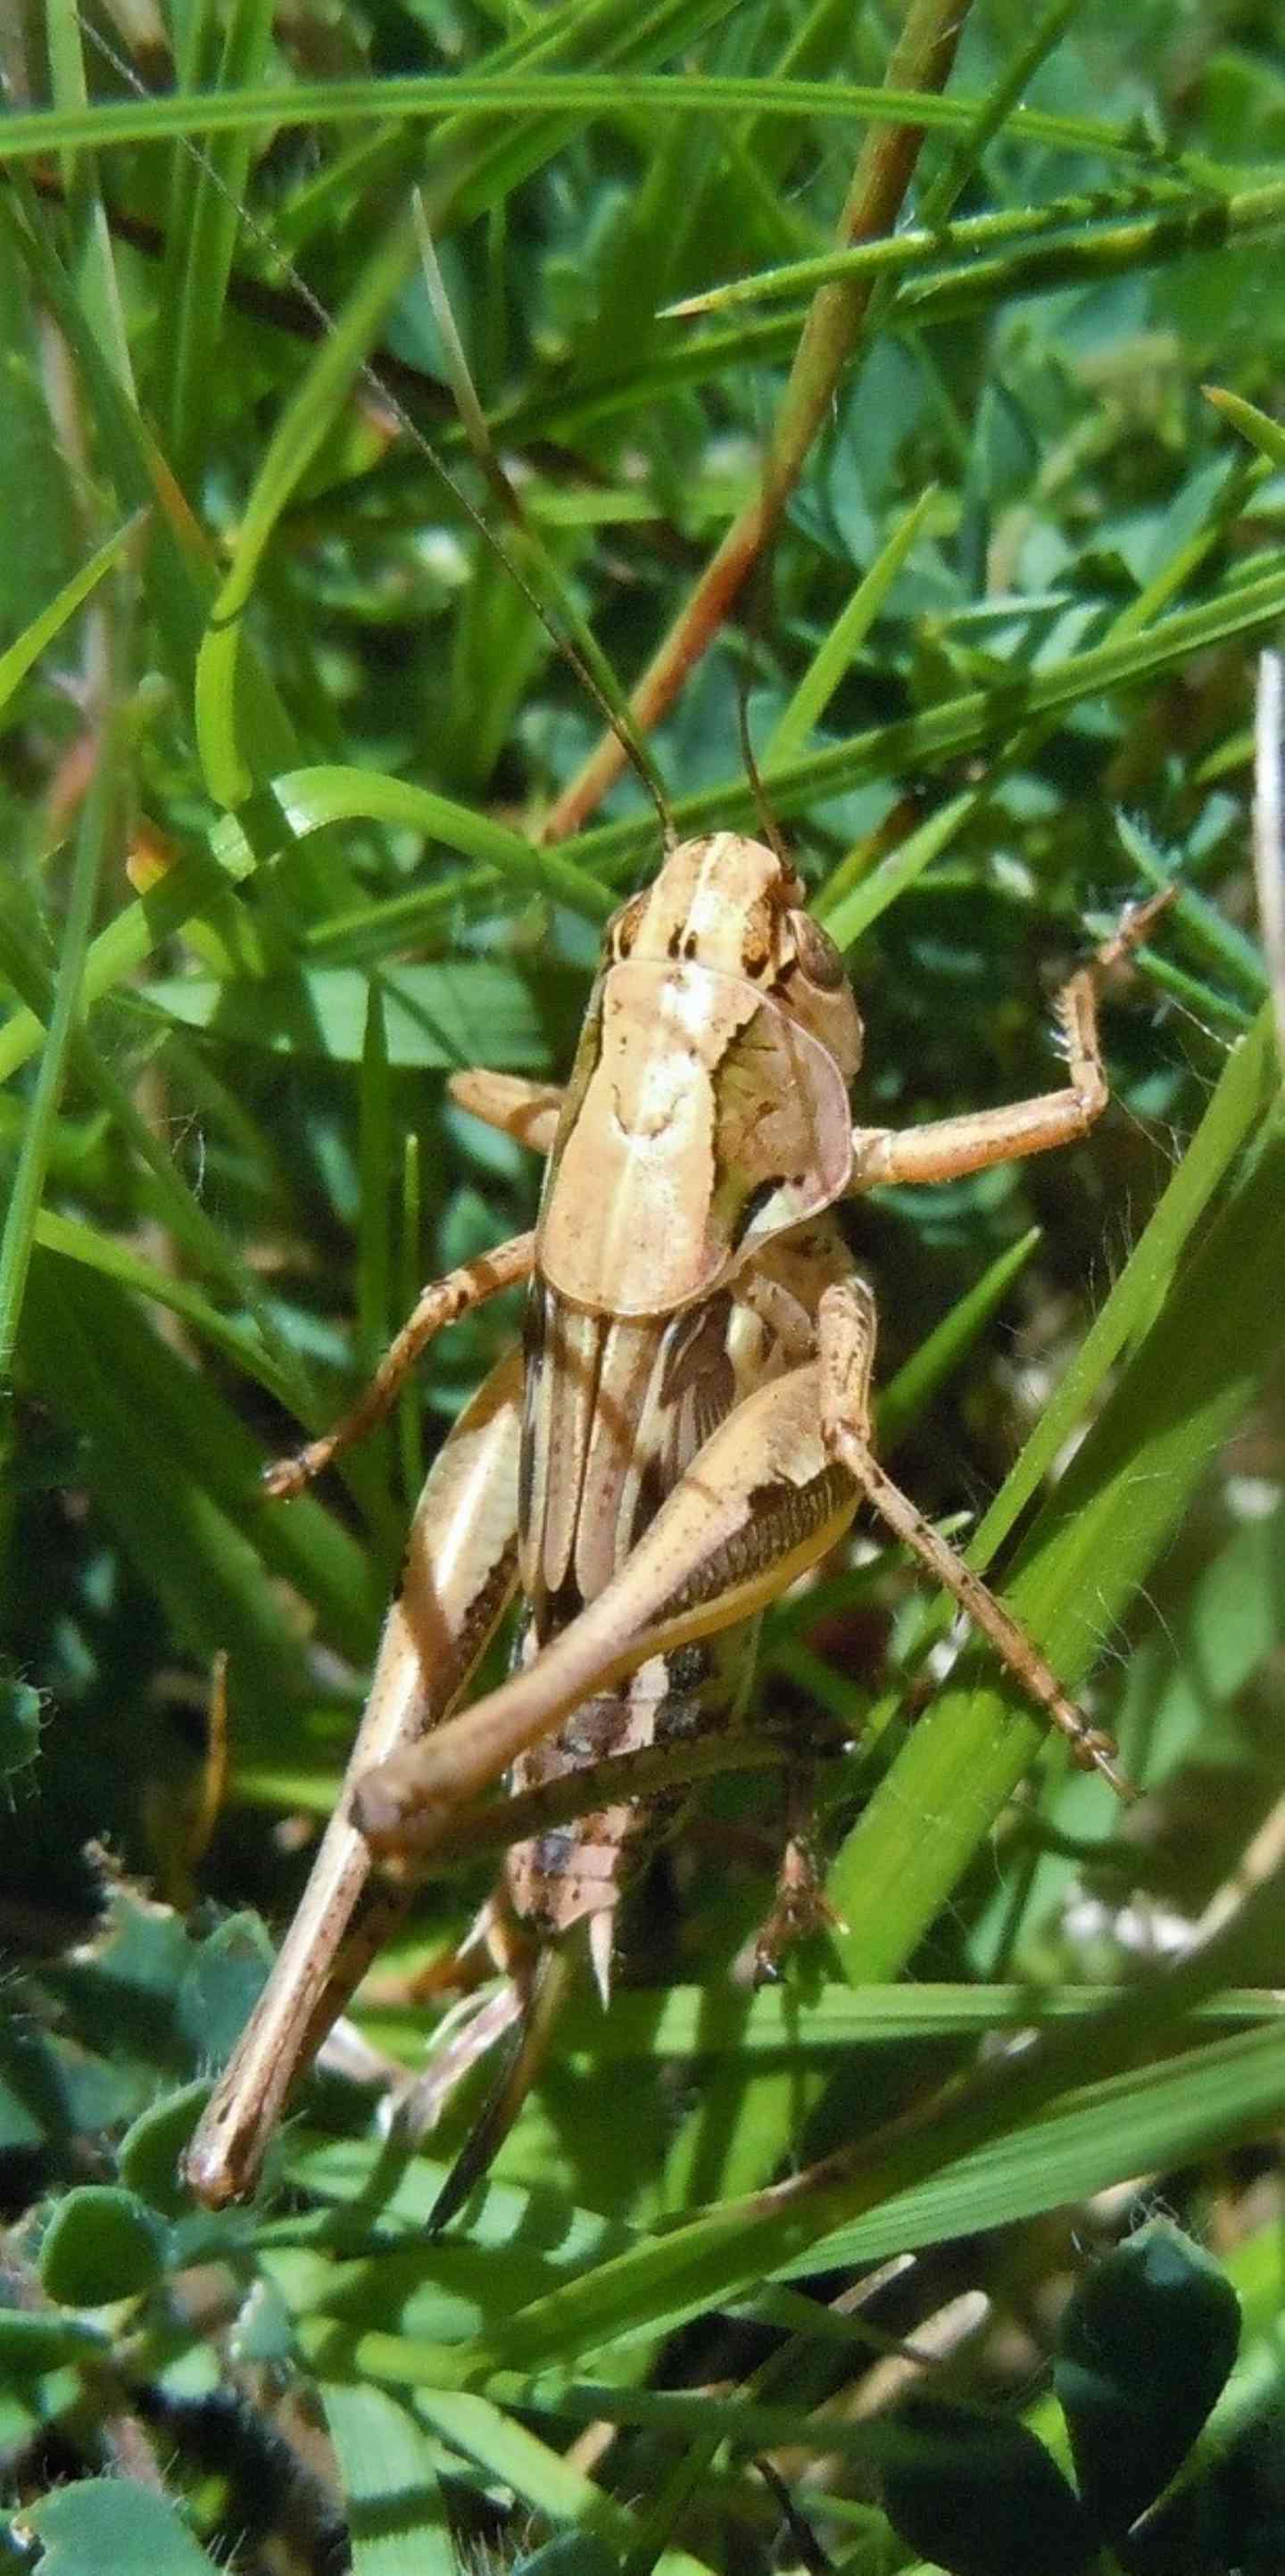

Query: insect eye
left=610, top=894, right=647, bottom=958
left=789, top=911, right=844, bottom=990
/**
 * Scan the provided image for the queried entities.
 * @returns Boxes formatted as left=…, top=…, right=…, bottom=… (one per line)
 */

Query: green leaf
left=118, top=2082, right=212, bottom=2219
left=1203, top=383, right=1285, bottom=472
left=143, top=961, right=559, bottom=1070
left=880, top=2400, right=1091, bottom=2576
left=177, top=1913, right=275, bottom=2067
left=0, top=1675, right=41, bottom=1776
left=576, top=557, right=1285, bottom=872
left=21, top=2480, right=220, bottom=2576
left=0, top=2310, right=103, bottom=2380
left=39, top=2187, right=167, bottom=2307
left=1056, top=2222, right=1242, bottom=2540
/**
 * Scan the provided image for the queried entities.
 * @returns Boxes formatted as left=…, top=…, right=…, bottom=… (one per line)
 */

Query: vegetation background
left=0, top=0, right=1282, bottom=2568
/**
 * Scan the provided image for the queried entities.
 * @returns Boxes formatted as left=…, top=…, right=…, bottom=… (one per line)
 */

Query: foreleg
left=447, top=1069, right=564, bottom=1154
left=848, top=892, right=1169, bottom=1191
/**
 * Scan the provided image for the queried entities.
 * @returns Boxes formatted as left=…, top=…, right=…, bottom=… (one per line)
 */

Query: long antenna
left=66, top=12, right=676, bottom=843
left=737, top=673, right=788, bottom=866
left=736, top=549, right=789, bottom=864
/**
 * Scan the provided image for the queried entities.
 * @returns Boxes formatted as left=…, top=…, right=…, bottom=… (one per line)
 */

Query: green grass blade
left=196, top=211, right=418, bottom=802
left=0, top=75, right=1235, bottom=169
left=577, top=557, right=1285, bottom=872
left=0, top=746, right=108, bottom=1374
left=828, top=1087, right=1285, bottom=1983
left=324, top=1880, right=1282, bottom=2386
left=765, top=485, right=938, bottom=769
left=319, top=2383, right=456, bottom=2576
left=158, top=0, right=276, bottom=476
left=0, top=516, right=139, bottom=713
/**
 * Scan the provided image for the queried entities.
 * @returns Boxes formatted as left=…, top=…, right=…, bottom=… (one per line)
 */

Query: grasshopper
left=149, top=19, right=1159, bottom=2225
left=185, top=807, right=1148, bottom=2216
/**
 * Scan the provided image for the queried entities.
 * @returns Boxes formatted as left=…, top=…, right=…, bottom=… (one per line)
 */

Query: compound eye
left=609, top=893, right=647, bottom=959
left=789, top=910, right=845, bottom=990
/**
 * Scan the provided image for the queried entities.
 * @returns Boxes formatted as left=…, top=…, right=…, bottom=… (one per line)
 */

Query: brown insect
left=186, top=808, right=1156, bottom=2220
